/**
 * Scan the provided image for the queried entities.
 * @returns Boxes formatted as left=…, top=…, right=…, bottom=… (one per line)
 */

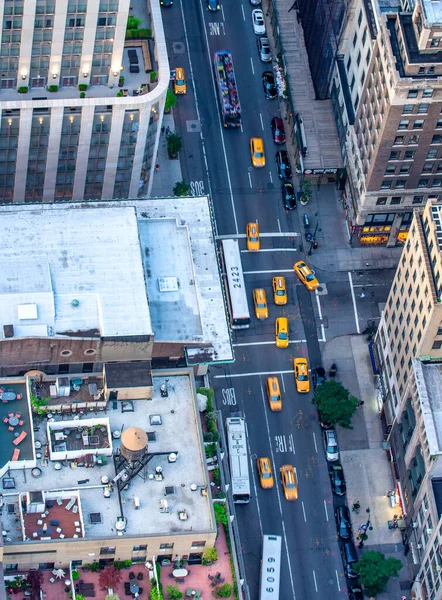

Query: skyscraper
left=0, top=0, right=168, bottom=203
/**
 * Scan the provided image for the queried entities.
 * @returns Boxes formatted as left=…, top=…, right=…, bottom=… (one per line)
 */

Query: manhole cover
left=172, top=42, right=185, bottom=54
left=316, top=283, right=328, bottom=295
left=186, top=120, right=201, bottom=132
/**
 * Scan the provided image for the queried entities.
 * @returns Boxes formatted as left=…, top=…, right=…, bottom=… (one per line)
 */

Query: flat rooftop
left=413, top=360, right=442, bottom=456
left=422, top=0, right=442, bottom=25
left=1, top=373, right=214, bottom=544
left=0, top=198, right=233, bottom=362
left=0, top=205, right=152, bottom=339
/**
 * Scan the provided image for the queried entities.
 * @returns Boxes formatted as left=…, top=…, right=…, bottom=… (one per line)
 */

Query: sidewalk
left=149, top=112, right=183, bottom=197
left=322, top=335, right=411, bottom=599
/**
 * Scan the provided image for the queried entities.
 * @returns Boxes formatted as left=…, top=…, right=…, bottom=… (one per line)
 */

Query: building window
left=391, top=196, right=402, bottom=204
left=423, top=163, right=433, bottom=173
left=357, top=51, right=361, bottom=67
left=191, top=541, right=206, bottom=548
left=100, top=547, right=116, bottom=555
left=362, top=28, right=367, bottom=46
left=346, top=56, right=351, bottom=71
left=133, top=545, right=147, bottom=551
left=423, top=88, right=434, bottom=98
left=437, top=163, right=442, bottom=172
left=366, top=48, right=371, bottom=64
left=358, top=9, right=363, bottom=27
left=417, top=103, right=429, bottom=114
left=432, top=179, right=442, bottom=187
left=361, top=70, right=366, bottom=85
left=405, top=150, right=415, bottom=159
left=353, top=32, right=357, bottom=48
left=5, top=564, right=18, bottom=571
left=354, top=94, right=359, bottom=110
left=160, top=543, right=174, bottom=550
left=389, top=151, right=400, bottom=160
left=431, top=37, right=441, bottom=47
left=418, top=67, right=426, bottom=75
left=394, top=136, right=404, bottom=145
left=413, top=120, right=424, bottom=129
left=418, top=179, right=429, bottom=188
left=413, top=196, right=423, bottom=204
left=398, top=120, right=409, bottom=130
left=395, top=181, right=406, bottom=189
left=408, top=89, right=418, bottom=98
left=376, top=197, right=387, bottom=205
left=402, top=105, right=413, bottom=114
left=381, top=180, right=392, bottom=189
left=409, top=134, right=420, bottom=144
left=385, top=166, right=395, bottom=175
left=350, top=75, right=355, bottom=91
left=437, top=120, right=442, bottom=129
left=399, top=165, right=410, bottom=174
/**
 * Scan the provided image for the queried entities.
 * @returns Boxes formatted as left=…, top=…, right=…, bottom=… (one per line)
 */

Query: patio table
left=172, top=568, right=188, bottom=578
left=8, top=416, right=19, bottom=426
left=130, top=582, right=139, bottom=594
left=1, top=392, right=16, bottom=401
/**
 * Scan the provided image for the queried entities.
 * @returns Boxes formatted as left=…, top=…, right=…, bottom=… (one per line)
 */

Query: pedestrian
left=165, top=126, right=170, bottom=136
left=161, top=125, right=165, bottom=135
left=358, top=400, right=365, bottom=409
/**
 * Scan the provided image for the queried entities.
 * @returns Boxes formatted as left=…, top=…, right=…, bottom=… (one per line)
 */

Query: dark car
left=342, top=542, right=359, bottom=579
left=160, top=0, right=173, bottom=5
left=207, top=0, right=220, bottom=9
left=281, top=183, right=296, bottom=211
left=329, top=464, right=346, bottom=496
left=262, top=71, right=277, bottom=99
left=271, top=117, right=286, bottom=144
left=336, top=506, right=352, bottom=539
left=349, top=586, right=363, bottom=600
left=275, top=150, right=292, bottom=180
left=313, top=366, right=326, bottom=389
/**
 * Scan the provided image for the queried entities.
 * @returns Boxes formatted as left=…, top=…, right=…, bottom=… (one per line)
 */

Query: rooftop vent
left=158, top=277, right=179, bottom=292
left=3, top=324, right=14, bottom=338
left=17, top=303, right=38, bottom=320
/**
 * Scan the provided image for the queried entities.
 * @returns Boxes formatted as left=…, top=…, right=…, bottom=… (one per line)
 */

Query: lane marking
left=324, top=500, right=329, bottom=522
left=259, top=113, right=264, bottom=130
left=233, top=339, right=306, bottom=347
left=221, top=4, right=225, bottom=20
left=259, top=384, right=297, bottom=599
left=216, top=232, right=299, bottom=239
left=312, top=570, right=318, bottom=592
left=312, top=432, right=318, bottom=453
left=315, top=291, right=326, bottom=341
left=269, top=170, right=273, bottom=183
left=335, top=570, right=341, bottom=591
left=277, top=218, right=281, bottom=232
left=348, top=271, right=361, bottom=334
left=241, top=248, right=298, bottom=253
left=280, top=373, right=286, bottom=393
left=250, top=56, right=255, bottom=75
left=194, top=0, right=239, bottom=233
left=213, top=369, right=295, bottom=379
left=244, top=269, right=294, bottom=274
left=248, top=172, right=252, bottom=188
left=301, top=501, right=307, bottom=522
left=241, top=4, right=245, bottom=20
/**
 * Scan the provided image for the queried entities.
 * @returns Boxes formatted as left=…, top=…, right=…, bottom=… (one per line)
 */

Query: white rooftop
left=1, top=373, right=215, bottom=542
left=0, top=206, right=152, bottom=338
left=422, top=0, right=442, bottom=25
left=413, top=359, right=442, bottom=455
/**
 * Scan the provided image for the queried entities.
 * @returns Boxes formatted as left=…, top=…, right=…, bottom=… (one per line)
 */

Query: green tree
left=312, top=380, right=359, bottom=429
left=354, top=550, right=402, bottom=597
left=214, top=503, right=228, bottom=526
left=202, top=546, right=218, bottom=565
left=166, top=132, right=183, bottom=158
left=165, top=89, right=177, bottom=112
left=127, top=16, right=141, bottom=30
left=166, top=585, right=183, bottom=599
left=173, top=180, right=191, bottom=197
left=213, top=583, right=233, bottom=598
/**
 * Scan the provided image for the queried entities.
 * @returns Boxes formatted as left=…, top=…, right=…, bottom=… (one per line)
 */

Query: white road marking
left=315, top=291, right=326, bottom=341
left=269, top=171, right=273, bottom=184
left=241, top=248, right=298, bottom=253
left=240, top=122, right=243, bottom=132
left=213, top=369, right=295, bottom=379
left=259, top=113, right=264, bottom=130
left=216, top=232, right=299, bottom=239
left=193, top=0, right=239, bottom=233
left=250, top=56, right=255, bottom=75
left=312, top=570, right=318, bottom=592
left=241, top=4, right=245, bottom=20
left=301, top=501, right=307, bottom=522
left=312, top=432, right=318, bottom=453
left=335, top=570, right=341, bottom=591
left=277, top=218, right=281, bottom=232
left=221, top=5, right=225, bottom=20
left=280, top=373, right=286, bottom=393
left=259, top=385, right=297, bottom=600
left=244, top=269, right=294, bottom=275
left=348, top=271, right=361, bottom=334
left=248, top=172, right=252, bottom=188
left=324, top=500, right=329, bottom=521
left=233, top=340, right=306, bottom=347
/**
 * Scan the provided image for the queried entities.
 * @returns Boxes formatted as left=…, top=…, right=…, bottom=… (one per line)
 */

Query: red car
left=271, top=117, right=286, bottom=144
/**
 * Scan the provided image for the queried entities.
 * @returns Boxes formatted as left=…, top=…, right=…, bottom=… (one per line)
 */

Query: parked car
left=271, top=117, right=286, bottom=144
left=335, top=505, right=352, bottom=539
left=262, top=71, right=277, bottom=99
left=342, top=542, right=359, bottom=579
left=329, top=464, right=346, bottom=496
left=312, top=366, right=326, bottom=390
left=348, top=586, right=364, bottom=600
left=252, top=9, right=266, bottom=34
left=323, top=428, right=339, bottom=461
left=275, top=150, right=292, bottom=180
left=281, top=183, right=296, bottom=211
left=257, top=37, right=272, bottom=62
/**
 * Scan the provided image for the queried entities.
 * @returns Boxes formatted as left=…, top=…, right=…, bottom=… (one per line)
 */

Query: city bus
left=219, top=239, right=251, bottom=329
left=225, top=416, right=251, bottom=504
left=260, top=534, right=282, bottom=600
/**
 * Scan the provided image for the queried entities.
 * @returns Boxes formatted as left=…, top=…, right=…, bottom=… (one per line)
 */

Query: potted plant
left=118, top=76, right=125, bottom=88
left=300, top=179, right=312, bottom=205
left=123, top=560, right=132, bottom=569
left=80, top=92, right=86, bottom=98
left=78, top=84, right=88, bottom=91
left=202, top=546, right=218, bottom=566
left=173, top=180, right=190, bottom=197
left=166, top=132, right=182, bottom=159
left=116, top=90, right=123, bottom=97
left=72, top=570, right=80, bottom=581
left=150, top=71, right=157, bottom=83
left=18, top=86, right=28, bottom=93
left=48, top=85, right=58, bottom=92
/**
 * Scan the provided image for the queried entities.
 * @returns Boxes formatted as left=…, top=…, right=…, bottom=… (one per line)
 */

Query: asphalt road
left=161, top=2, right=394, bottom=598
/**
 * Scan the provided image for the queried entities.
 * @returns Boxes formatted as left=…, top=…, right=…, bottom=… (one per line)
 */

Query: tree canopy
left=355, top=550, right=402, bottom=597
left=312, top=380, right=359, bottom=429
left=173, top=180, right=191, bottom=197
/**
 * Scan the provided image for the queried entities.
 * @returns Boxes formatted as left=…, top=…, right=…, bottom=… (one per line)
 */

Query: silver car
left=257, top=37, right=272, bottom=63
left=249, top=0, right=261, bottom=5
left=323, top=429, right=339, bottom=462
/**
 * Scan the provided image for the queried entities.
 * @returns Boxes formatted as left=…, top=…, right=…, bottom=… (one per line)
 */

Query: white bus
left=219, top=239, right=251, bottom=330
left=260, top=534, right=282, bottom=600
left=226, top=416, right=251, bottom=504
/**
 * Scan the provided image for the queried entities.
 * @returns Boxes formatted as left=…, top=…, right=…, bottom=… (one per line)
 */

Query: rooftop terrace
left=0, top=373, right=214, bottom=545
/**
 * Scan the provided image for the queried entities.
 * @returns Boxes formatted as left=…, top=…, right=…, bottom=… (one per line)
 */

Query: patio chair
left=8, top=413, right=13, bottom=418
left=186, top=589, right=193, bottom=598
left=49, top=578, right=55, bottom=584
left=16, top=394, right=21, bottom=400
left=18, top=420, right=24, bottom=426
left=194, top=591, right=202, bottom=599
left=137, top=572, right=143, bottom=580
left=8, top=426, right=14, bottom=432
left=3, top=417, right=8, bottom=424
left=15, top=413, right=20, bottom=418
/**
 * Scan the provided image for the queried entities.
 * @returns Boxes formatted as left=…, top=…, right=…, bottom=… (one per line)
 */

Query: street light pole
left=358, top=507, right=373, bottom=548
left=307, top=212, right=321, bottom=256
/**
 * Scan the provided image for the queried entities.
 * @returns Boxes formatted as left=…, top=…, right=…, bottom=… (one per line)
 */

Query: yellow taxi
left=275, top=317, right=289, bottom=349
left=250, top=137, right=266, bottom=168
left=246, top=222, right=260, bottom=251
left=293, top=260, right=319, bottom=291
left=253, top=288, right=268, bottom=320
left=272, top=276, right=287, bottom=305
left=294, top=357, right=310, bottom=393
left=257, top=457, right=274, bottom=489
left=266, top=376, right=282, bottom=411
left=173, top=67, right=186, bottom=94
left=280, top=464, right=298, bottom=501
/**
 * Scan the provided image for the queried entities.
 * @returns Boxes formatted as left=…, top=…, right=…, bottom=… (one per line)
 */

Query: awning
left=368, top=341, right=380, bottom=375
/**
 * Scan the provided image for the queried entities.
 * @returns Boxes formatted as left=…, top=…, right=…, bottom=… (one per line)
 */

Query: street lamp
left=358, top=508, right=373, bottom=548
left=307, top=212, right=321, bottom=255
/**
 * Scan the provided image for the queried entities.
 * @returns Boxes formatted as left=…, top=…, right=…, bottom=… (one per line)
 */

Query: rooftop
left=431, top=205, right=442, bottom=252
left=422, top=0, right=442, bottom=25
left=0, top=383, right=33, bottom=472
left=0, top=197, right=233, bottom=363
left=413, top=359, right=442, bottom=456
left=0, top=373, right=214, bottom=544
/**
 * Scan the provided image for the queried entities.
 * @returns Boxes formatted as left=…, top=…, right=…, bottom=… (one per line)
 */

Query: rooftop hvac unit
left=134, top=497, right=140, bottom=510
left=56, top=377, right=70, bottom=397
